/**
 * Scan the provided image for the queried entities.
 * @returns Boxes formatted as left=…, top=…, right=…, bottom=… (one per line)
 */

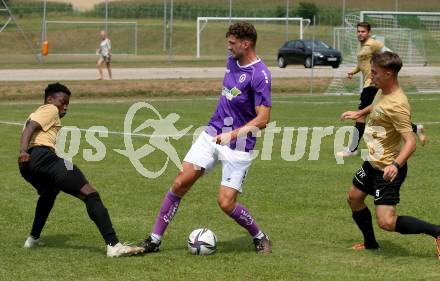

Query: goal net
left=196, top=17, right=311, bottom=59
left=326, top=11, right=440, bottom=95
left=44, top=20, right=138, bottom=55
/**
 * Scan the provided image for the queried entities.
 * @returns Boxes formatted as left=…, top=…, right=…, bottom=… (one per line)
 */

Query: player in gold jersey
left=338, top=22, right=427, bottom=157
left=341, top=52, right=440, bottom=259
left=18, top=83, right=143, bottom=257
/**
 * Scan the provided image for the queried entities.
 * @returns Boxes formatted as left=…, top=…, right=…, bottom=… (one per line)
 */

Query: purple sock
left=152, top=191, right=181, bottom=237
left=229, top=203, right=261, bottom=237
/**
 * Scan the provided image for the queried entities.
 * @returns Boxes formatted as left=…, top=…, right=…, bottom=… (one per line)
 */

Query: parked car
left=277, top=39, right=342, bottom=68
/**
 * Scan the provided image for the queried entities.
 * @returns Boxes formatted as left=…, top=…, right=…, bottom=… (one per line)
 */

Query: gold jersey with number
left=352, top=38, right=384, bottom=88
left=364, top=88, right=413, bottom=170
left=26, top=104, right=61, bottom=150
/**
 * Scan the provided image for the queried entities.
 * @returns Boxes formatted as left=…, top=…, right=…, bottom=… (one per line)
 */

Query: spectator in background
left=97, top=30, right=112, bottom=80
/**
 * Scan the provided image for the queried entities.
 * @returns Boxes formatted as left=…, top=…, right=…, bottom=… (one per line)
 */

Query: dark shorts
left=358, top=86, right=379, bottom=110
left=352, top=161, right=407, bottom=205
left=102, top=55, right=111, bottom=63
left=19, top=146, right=89, bottom=196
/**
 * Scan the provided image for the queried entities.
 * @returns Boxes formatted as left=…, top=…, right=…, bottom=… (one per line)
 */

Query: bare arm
left=18, top=120, right=41, bottom=167
left=347, top=65, right=361, bottom=79
left=216, top=105, right=271, bottom=145
left=340, top=104, right=373, bottom=121
left=383, top=131, right=416, bottom=182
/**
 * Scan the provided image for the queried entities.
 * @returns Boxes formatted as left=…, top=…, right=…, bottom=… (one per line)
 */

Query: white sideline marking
left=2, top=120, right=440, bottom=139
left=0, top=96, right=439, bottom=106
left=0, top=121, right=185, bottom=138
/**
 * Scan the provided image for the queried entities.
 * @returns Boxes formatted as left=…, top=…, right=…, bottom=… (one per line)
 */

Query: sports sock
left=352, top=207, right=379, bottom=248
left=348, top=122, right=365, bottom=152
left=84, top=192, right=118, bottom=246
left=253, top=231, right=264, bottom=240
left=150, top=233, right=162, bottom=244
left=151, top=191, right=181, bottom=239
left=30, top=192, right=58, bottom=239
left=411, top=123, right=418, bottom=134
left=396, top=215, right=440, bottom=238
left=229, top=203, right=261, bottom=237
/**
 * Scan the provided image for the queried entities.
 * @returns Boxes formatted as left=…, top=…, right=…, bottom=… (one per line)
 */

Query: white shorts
left=183, top=131, right=253, bottom=193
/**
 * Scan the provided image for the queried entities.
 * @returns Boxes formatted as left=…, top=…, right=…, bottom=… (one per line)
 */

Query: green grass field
left=1, top=92, right=440, bottom=280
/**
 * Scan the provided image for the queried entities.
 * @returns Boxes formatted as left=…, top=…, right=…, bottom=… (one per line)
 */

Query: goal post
left=345, top=11, right=440, bottom=65
left=327, top=11, right=440, bottom=95
left=359, top=11, right=440, bottom=22
left=44, top=20, right=138, bottom=55
left=196, top=17, right=311, bottom=58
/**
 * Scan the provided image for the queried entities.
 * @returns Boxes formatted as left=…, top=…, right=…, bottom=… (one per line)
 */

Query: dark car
left=277, top=39, right=342, bottom=68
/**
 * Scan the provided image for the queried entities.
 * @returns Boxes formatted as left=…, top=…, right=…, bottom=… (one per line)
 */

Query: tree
left=297, top=2, right=319, bottom=22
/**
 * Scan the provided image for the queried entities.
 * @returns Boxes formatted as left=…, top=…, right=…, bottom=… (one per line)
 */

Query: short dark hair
left=371, top=51, right=402, bottom=74
left=44, top=82, right=71, bottom=101
left=226, top=21, right=257, bottom=48
left=357, top=22, right=371, bottom=31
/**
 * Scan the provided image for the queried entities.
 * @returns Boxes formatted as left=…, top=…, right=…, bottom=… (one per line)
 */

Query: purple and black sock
left=229, top=203, right=262, bottom=238
left=151, top=191, right=181, bottom=240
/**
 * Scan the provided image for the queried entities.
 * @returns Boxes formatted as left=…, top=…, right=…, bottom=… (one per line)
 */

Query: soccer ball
left=187, top=228, right=217, bottom=255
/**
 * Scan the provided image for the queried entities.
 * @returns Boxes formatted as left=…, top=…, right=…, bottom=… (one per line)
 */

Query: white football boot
left=106, top=242, right=144, bottom=257
left=336, top=148, right=358, bottom=158
left=23, top=236, right=44, bottom=248
left=416, top=124, right=428, bottom=146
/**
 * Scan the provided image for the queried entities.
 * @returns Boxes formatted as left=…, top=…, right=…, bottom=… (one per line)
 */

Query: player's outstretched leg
left=58, top=162, right=144, bottom=257
left=139, top=162, right=203, bottom=253
left=218, top=187, right=271, bottom=254
left=24, top=191, right=58, bottom=248
left=395, top=215, right=440, bottom=259
left=376, top=205, right=440, bottom=259
left=78, top=184, right=143, bottom=257
left=411, top=123, right=427, bottom=146
left=347, top=186, right=379, bottom=250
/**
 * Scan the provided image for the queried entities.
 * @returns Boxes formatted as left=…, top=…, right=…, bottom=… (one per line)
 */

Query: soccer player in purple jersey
left=139, top=22, right=272, bottom=254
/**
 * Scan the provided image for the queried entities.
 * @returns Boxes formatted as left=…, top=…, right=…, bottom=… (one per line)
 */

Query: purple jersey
left=206, top=56, right=272, bottom=152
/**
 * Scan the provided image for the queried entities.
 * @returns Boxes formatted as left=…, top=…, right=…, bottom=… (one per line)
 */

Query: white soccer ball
left=187, top=228, right=217, bottom=255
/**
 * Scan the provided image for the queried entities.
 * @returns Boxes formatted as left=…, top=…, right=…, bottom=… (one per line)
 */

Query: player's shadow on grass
left=374, top=240, right=435, bottom=259
left=42, top=234, right=103, bottom=254
left=372, top=240, right=411, bottom=257
left=344, top=239, right=431, bottom=259
left=217, top=236, right=255, bottom=253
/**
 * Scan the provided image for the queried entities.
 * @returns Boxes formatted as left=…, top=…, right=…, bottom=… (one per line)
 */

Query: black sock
left=349, top=122, right=365, bottom=152
left=30, top=192, right=58, bottom=239
left=395, top=215, right=440, bottom=238
left=352, top=207, right=379, bottom=248
left=411, top=123, right=417, bottom=134
left=84, top=192, right=119, bottom=246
